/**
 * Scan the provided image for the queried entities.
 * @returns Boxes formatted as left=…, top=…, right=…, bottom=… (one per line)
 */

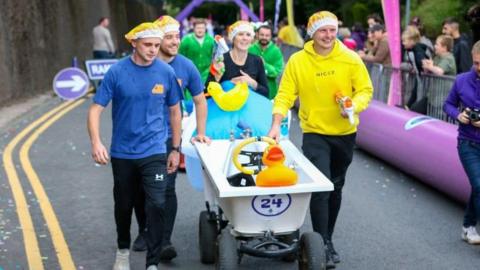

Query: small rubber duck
left=256, top=145, right=298, bottom=187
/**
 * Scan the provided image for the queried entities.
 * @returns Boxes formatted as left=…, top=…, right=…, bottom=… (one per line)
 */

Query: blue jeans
left=458, top=139, right=480, bottom=227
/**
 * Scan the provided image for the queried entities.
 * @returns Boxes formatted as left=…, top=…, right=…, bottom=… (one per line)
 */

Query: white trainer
left=462, top=226, right=480, bottom=244
left=113, top=249, right=130, bottom=270
left=146, top=265, right=158, bottom=270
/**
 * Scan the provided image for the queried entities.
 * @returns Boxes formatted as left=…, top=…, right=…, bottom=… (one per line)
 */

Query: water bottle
left=280, top=116, right=289, bottom=139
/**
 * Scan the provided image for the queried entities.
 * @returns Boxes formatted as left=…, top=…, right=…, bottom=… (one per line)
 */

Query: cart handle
left=232, top=136, right=276, bottom=175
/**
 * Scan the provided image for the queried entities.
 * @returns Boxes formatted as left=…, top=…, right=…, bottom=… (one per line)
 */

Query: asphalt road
left=1, top=97, right=480, bottom=270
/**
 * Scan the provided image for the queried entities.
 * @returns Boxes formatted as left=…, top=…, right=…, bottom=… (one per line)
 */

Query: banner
left=273, top=0, right=282, bottom=33
left=286, top=0, right=294, bottom=26
left=382, top=0, right=402, bottom=106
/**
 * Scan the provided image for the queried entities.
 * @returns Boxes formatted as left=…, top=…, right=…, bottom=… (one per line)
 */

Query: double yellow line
left=3, top=97, right=87, bottom=269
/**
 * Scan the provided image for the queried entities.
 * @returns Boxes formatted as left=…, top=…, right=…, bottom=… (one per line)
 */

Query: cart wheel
left=216, top=229, right=238, bottom=270
left=199, top=211, right=218, bottom=264
left=298, top=232, right=326, bottom=270
left=281, top=230, right=300, bottom=262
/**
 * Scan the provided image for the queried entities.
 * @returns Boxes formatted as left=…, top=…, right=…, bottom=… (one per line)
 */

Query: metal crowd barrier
left=366, top=63, right=457, bottom=123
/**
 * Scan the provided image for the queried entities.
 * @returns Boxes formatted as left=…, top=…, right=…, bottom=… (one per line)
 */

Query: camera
left=467, top=108, right=480, bottom=122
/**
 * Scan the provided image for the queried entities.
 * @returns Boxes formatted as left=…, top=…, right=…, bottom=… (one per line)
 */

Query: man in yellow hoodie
left=268, top=11, right=373, bottom=269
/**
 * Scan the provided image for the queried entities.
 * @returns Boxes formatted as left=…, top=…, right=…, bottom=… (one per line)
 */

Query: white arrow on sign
left=55, top=75, right=87, bottom=92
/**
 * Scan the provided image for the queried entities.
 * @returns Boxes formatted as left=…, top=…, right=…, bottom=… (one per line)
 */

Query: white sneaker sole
left=462, top=233, right=480, bottom=245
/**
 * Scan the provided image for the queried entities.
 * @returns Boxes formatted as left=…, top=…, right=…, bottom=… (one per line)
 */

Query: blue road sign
left=85, top=59, right=118, bottom=80
left=52, top=67, right=90, bottom=100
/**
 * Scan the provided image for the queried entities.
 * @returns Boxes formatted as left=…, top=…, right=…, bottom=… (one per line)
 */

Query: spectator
left=402, top=25, right=430, bottom=74
left=409, top=16, right=434, bottom=56
left=206, top=18, right=215, bottom=37
left=422, top=35, right=457, bottom=76
left=402, top=26, right=430, bottom=110
left=277, top=18, right=305, bottom=49
left=338, top=27, right=357, bottom=51
left=363, top=29, right=376, bottom=56
left=358, top=24, right=391, bottom=66
left=466, top=4, right=480, bottom=44
left=351, top=22, right=366, bottom=51
left=92, top=17, right=115, bottom=59
left=179, top=18, right=215, bottom=83
left=443, top=17, right=473, bottom=73
left=443, top=40, right=480, bottom=246
left=367, top=13, right=383, bottom=28
left=248, top=25, right=284, bottom=99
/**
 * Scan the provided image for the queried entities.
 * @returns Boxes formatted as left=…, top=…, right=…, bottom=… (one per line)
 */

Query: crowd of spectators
left=334, top=9, right=478, bottom=78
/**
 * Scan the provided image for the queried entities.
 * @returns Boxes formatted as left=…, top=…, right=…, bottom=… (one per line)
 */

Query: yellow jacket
left=273, top=40, right=373, bottom=135
left=278, top=25, right=304, bottom=48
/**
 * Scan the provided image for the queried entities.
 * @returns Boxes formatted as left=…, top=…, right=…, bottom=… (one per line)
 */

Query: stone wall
left=0, top=0, right=163, bottom=105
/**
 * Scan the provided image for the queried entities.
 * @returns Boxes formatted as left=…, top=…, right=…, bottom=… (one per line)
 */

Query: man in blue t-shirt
left=130, top=15, right=210, bottom=261
left=87, top=22, right=182, bottom=270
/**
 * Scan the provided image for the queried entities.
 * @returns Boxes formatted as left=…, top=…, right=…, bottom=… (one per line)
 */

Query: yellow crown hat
left=153, top=15, right=180, bottom=34
left=228, top=20, right=254, bottom=41
left=125, top=22, right=164, bottom=43
left=307, top=11, right=338, bottom=37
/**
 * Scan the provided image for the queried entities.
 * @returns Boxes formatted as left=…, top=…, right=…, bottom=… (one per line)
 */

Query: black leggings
left=111, top=154, right=168, bottom=267
left=302, top=133, right=356, bottom=242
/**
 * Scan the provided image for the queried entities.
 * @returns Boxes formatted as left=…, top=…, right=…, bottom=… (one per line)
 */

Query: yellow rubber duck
left=207, top=81, right=249, bottom=111
left=256, top=145, right=298, bottom=187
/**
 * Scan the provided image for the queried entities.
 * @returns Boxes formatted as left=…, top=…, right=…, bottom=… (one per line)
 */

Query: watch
left=171, top=145, right=181, bottom=153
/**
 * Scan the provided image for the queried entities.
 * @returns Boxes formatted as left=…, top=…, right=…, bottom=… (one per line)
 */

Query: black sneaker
left=326, top=240, right=340, bottom=264
left=132, top=234, right=147, bottom=252
left=325, top=247, right=336, bottom=269
left=159, top=245, right=177, bottom=261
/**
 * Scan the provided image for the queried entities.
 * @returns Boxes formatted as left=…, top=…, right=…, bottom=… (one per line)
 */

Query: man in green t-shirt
left=249, top=25, right=284, bottom=99
left=422, top=34, right=457, bottom=76
left=179, top=19, right=215, bottom=83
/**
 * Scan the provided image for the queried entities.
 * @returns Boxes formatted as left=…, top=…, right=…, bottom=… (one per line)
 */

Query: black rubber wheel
left=281, top=230, right=300, bottom=262
left=216, top=229, right=238, bottom=270
left=298, top=232, right=326, bottom=270
left=199, top=211, right=218, bottom=264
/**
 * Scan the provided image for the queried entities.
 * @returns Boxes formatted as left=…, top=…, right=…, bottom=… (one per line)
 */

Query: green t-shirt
left=433, top=52, right=456, bottom=76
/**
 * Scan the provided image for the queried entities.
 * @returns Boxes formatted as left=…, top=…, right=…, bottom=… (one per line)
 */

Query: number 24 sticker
left=251, top=194, right=292, bottom=217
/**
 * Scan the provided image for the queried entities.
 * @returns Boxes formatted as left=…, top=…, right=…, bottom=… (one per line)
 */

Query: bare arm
left=425, top=65, right=445, bottom=75
left=267, top=113, right=284, bottom=142
left=422, top=59, right=445, bottom=75
left=167, top=103, right=182, bottom=173
left=87, top=103, right=109, bottom=164
left=191, top=93, right=211, bottom=144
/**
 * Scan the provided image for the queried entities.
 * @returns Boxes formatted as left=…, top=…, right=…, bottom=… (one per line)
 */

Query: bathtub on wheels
left=188, top=136, right=333, bottom=269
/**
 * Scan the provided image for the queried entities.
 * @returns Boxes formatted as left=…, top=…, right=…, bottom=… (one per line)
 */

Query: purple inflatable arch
left=176, top=0, right=260, bottom=23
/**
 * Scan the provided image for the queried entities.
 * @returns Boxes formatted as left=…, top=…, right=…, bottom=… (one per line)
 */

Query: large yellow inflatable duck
left=207, top=81, right=249, bottom=111
left=256, top=145, right=298, bottom=187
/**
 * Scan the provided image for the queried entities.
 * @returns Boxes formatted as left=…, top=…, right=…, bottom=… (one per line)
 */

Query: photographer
left=443, top=40, right=480, bottom=245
